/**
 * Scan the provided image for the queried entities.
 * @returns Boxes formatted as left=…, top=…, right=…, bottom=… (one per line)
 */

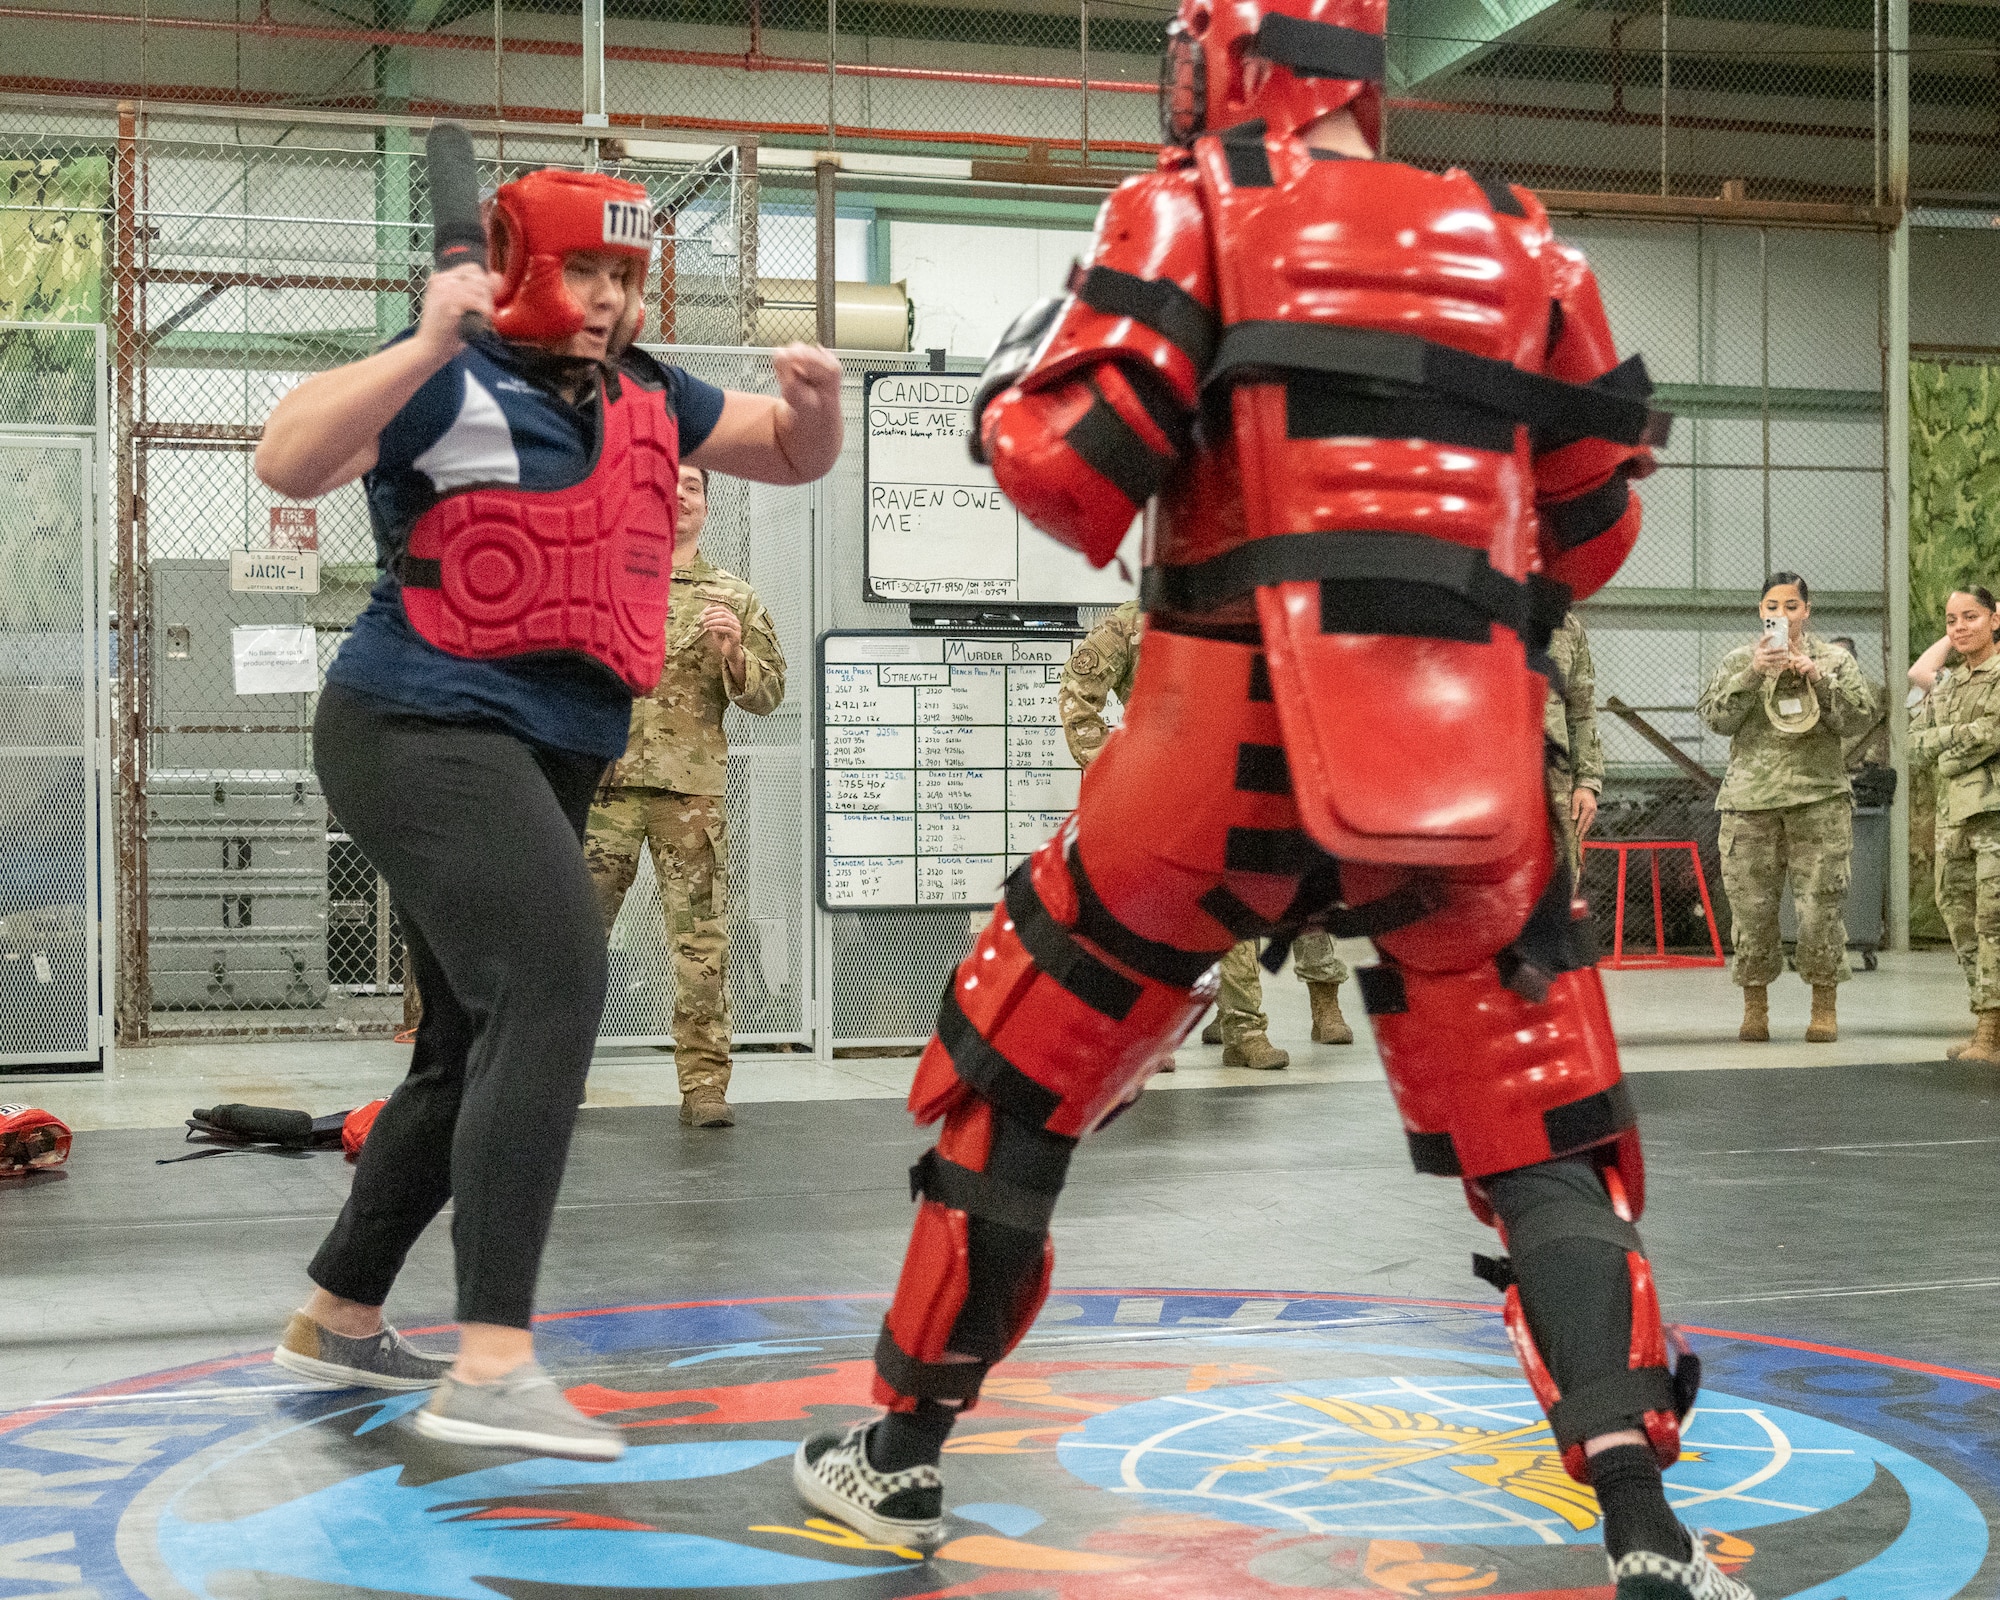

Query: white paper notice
left=232, top=625, right=319, bottom=695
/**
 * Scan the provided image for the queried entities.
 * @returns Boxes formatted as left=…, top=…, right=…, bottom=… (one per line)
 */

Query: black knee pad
left=943, top=1113, right=1075, bottom=1362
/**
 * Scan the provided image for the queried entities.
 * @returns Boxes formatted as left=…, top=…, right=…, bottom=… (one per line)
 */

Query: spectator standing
left=1058, top=601, right=1354, bottom=1066
left=1698, top=573, right=1872, bottom=1044
left=1910, top=586, right=2000, bottom=1062
left=1545, top=610, right=1604, bottom=878
left=585, top=466, right=787, bottom=1129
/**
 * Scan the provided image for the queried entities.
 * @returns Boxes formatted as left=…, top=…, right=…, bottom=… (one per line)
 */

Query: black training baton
left=425, top=121, right=491, bottom=343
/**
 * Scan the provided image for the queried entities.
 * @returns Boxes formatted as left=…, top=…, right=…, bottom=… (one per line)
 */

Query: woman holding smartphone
left=1698, top=573, right=1872, bottom=1043
left=1910, top=587, right=2000, bottom=1062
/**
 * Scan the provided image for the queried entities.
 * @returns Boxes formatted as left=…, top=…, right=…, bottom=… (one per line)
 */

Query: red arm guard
left=1533, top=243, right=1654, bottom=600
left=977, top=170, right=1217, bottom=566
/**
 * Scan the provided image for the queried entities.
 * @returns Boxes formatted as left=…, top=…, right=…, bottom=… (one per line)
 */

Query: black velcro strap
left=1066, top=381, right=1170, bottom=508
left=1206, top=321, right=1655, bottom=449
left=1247, top=655, right=1273, bottom=701
left=1199, top=884, right=1277, bottom=941
left=1068, top=849, right=1219, bottom=987
left=1234, top=743, right=1290, bottom=794
left=1548, top=1366, right=1678, bottom=1449
left=1472, top=1251, right=1516, bottom=1291
left=1078, top=265, right=1219, bottom=376
left=1323, top=880, right=1441, bottom=939
left=909, top=1148, right=1059, bottom=1236
left=1216, top=120, right=1274, bottom=187
left=1479, top=177, right=1527, bottom=217
left=396, top=554, right=442, bottom=588
left=1543, top=1081, right=1638, bottom=1157
left=1357, top=964, right=1408, bottom=1015
left=935, top=990, right=1061, bottom=1128
left=1502, top=1198, right=1644, bottom=1262
left=1142, top=531, right=1537, bottom=639
left=873, top=1324, right=989, bottom=1404
left=1287, top=380, right=1518, bottom=454
left=1225, top=827, right=1319, bottom=876
left=1003, top=861, right=1142, bottom=1021
left=1537, top=355, right=1674, bottom=452
left=1407, top=1129, right=1460, bottom=1175
left=1543, top=474, right=1632, bottom=553
left=1251, top=13, right=1386, bottom=82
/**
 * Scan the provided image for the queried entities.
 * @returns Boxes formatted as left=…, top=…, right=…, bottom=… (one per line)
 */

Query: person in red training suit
left=794, top=7, right=1749, bottom=1600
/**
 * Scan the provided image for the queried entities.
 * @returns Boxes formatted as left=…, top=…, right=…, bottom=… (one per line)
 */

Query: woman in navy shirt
left=255, top=169, right=841, bottom=1458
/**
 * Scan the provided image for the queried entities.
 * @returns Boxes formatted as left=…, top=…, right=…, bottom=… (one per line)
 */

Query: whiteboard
left=863, top=370, right=1140, bottom=606
left=818, top=630, right=1083, bottom=910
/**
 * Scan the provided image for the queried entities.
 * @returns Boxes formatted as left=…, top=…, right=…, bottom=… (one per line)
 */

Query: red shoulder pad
left=1022, top=170, right=1217, bottom=410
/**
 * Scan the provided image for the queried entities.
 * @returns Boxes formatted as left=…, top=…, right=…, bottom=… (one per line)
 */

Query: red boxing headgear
left=0, top=1103, right=70, bottom=1174
left=1161, top=0, right=1386, bottom=148
left=489, top=169, right=655, bottom=348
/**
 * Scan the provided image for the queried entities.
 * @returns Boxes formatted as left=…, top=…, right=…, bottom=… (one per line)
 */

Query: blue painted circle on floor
left=1, top=1290, right=1993, bottom=1597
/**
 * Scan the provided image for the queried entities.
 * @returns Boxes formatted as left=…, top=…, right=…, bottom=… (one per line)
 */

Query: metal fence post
left=815, top=158, right=838, bottom=348
left=736, top=139, right=760, bottom=347
left=582, top=0, right=607, bottom=132
left=112, top=102, right=148, bottom=1042
left=1886, top=0, right=1911, bottom=951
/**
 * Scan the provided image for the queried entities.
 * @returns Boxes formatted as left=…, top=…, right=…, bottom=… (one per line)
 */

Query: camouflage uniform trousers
left=1214, top=933, right=1350, bottom=1046
left=585, top=788, right=731, bottom=1095
left=1934, top=812, right=2000, bottom=1013
left=1718, top=794, right=1853, bottom=989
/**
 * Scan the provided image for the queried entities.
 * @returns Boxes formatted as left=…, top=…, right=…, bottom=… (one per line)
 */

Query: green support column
left=867, top=217, right=891, bottom=286
left=1887, top=0, right=1911, bottom=951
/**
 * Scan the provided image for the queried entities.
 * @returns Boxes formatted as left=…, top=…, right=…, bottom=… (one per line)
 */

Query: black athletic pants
left=307, top=684, right=610, bottom=1329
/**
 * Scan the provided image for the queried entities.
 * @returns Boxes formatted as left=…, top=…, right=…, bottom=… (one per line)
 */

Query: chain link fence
left=0, top=0, right=1970, bottom=1034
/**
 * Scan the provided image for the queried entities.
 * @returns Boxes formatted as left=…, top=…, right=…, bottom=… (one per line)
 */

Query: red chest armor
left=399, top=371, right=680, bottom=694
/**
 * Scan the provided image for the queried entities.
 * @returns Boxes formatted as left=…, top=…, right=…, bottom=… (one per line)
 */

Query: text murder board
left=863, top=371, right=1138, bottom=606
left=819, top=631, right=1083, bottom=910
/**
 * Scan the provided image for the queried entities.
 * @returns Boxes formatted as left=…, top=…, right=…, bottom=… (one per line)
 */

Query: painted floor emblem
left=3, top=1290, right=1994, bottom=1597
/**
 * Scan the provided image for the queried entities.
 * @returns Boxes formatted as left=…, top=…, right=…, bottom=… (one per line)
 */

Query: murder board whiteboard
left=863, top=370, right=1140, bottom=606
left=819, top=630, right=1083, bottom=911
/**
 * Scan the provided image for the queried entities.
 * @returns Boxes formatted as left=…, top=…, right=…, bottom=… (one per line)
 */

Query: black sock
left=866, top=1400, right=958, bottom=1472
left=1590, top=1444, right=1693, bottom=1562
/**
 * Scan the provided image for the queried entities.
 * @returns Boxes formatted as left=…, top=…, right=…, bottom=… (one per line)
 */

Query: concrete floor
left=10, top=948, right=1976, bottom=1134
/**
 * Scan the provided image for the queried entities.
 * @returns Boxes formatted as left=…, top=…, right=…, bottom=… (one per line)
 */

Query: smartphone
left=1762, top=615, right=1787, bottom=649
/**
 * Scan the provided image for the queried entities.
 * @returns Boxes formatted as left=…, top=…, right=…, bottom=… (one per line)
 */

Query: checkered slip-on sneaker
left=413, top=1363, right=625, bottom=1461
left=1611, top=1537, right=1756, bottom=1600
left=272, top=1312, right=453, bottom=1391
left=793, top=1421, right=944, bottom=1550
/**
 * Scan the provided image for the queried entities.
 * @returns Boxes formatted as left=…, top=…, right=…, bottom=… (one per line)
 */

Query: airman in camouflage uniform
left=1544, top=611, right=1604, bottom=881
left=1911, top=642, right=2000, bottom=1061
left=585, top=467, right=786, bottom=1127
left=1699, top=613, right=1871, bottom=1044
left=1060, top=601, right=1354, bottom=1069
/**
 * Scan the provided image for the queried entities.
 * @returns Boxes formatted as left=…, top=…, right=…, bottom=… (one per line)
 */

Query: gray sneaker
left=1611, top=1536, right=1756, bottom=1599
left=793, top=1420, right=944, bottom=1549
left=272, top=1312, right=452, bottom=1391
left=412, top=1362, right=625, bottom=1460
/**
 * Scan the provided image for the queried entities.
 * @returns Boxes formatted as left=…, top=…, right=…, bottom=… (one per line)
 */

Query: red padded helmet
left=489, top=169, right=655, bottom=348
left=1161, top=0, right=1386, bottom=148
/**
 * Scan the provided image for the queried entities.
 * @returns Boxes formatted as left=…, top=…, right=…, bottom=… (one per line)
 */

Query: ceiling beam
left=1387, top=0, right=1576, bottom=91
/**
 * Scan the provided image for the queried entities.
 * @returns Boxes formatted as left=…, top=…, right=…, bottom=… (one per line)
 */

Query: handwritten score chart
left=819, top=631, right=1083, bottom=910
left=863, top=371, right=1138, bottom=606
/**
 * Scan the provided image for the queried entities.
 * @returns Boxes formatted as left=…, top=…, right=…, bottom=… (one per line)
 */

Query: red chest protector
left=398, top=369, right=679, bottom=694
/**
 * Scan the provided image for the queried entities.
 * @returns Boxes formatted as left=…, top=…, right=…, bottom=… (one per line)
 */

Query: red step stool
left=1582, top=839, right=1725, bottom=970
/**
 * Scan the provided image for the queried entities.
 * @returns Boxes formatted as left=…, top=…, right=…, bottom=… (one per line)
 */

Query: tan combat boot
left=1804, top=984, right=1839, bottom=1043
left=1200, top=1016, right=1224, bottom=1046
left=1947, top=1034, right=1976, bottom=1060
left=1738, top=985, right=1770, bottom=1042
left=1222, top=1033, right=1290, bottom=1071
left=1308, top=982, right=1354, bottom=1045
left=680, top=1091, right=735, bottom=1128
left=1957, top=1010, right=2000, bottom=1064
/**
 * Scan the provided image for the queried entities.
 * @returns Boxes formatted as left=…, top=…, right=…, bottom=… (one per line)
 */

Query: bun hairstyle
left=1953, top=584, right=1998, bottom=613
left=1762, top=571, right=1810, bottom=605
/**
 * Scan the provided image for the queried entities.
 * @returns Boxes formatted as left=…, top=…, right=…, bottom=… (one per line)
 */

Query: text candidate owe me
left=864, top=372, right=1139, bottom=606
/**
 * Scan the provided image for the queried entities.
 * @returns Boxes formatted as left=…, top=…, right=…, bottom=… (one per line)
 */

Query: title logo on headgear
left=603, top=200, right=652, bottom=250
